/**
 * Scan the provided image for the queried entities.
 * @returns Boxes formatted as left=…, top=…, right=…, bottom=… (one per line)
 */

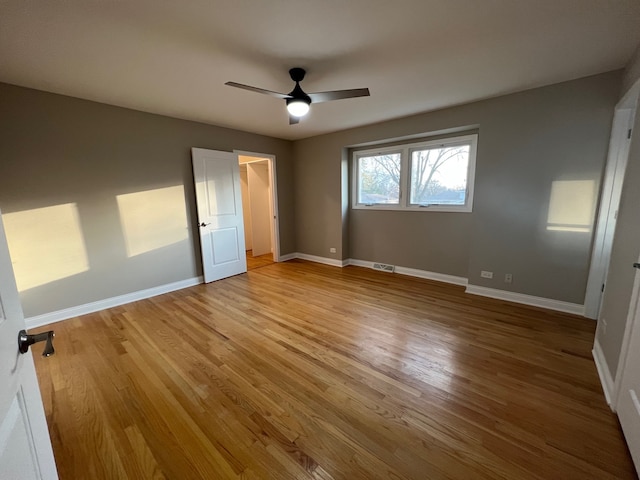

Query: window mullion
left=399, top=147, right=410, bottom=207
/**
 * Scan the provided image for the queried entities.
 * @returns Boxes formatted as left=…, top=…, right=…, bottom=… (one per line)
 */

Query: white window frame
left=352, top=134, right=478, bottom=213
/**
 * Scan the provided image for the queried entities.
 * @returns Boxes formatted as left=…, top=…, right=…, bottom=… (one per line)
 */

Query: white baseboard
left=347, top=258, right=373, bottom=268
left=278, top=252, right=298, bottom=262
left=593, top=339, right=615, bottom=408
left=288, top=254, right=468, bottom=285
left=394, top=266, right=468, bottom=286
left=465, top=284, right=585, bottom=316
left=25, top=276, right=203, bottom=329
left=348, top=259, right=467, bottom=287
left=294, top=253, right=348, bottom=267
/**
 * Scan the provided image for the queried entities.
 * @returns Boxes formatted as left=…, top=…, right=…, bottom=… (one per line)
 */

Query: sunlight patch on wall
left=3, top=203, right=89, bottom=291
left=546, top=180, right=597, bottom=233
left=117, top=185, right=188, bottom=257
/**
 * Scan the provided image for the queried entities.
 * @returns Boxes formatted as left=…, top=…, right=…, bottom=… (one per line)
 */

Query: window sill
left=352, top=204, right=473, bottom=213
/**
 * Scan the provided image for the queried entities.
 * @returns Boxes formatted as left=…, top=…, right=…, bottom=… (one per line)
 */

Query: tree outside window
left=357, top=153, right=401, bottom=204
left=353, top=134, right=477, bottom=212
left=410, top=145, right=469, bottom=206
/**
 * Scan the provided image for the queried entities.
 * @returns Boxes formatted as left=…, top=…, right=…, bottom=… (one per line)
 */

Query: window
left=356, top=152, right=401, bottom=205
left=353, top=134, right=477, bottom=212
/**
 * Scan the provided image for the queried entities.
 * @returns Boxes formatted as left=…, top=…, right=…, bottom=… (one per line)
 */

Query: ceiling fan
left=225, top=68, right=370, bottom=124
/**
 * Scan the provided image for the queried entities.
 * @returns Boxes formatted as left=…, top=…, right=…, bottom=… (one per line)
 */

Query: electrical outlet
left=480, top=271, right=493, bottom=279
left=329, top=247, right=337, bottom=253
left=504, top=273, right=513, bottom=284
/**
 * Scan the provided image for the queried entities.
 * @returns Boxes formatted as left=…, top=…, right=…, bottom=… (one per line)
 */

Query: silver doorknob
left=18, top=329, right=55, bottom=357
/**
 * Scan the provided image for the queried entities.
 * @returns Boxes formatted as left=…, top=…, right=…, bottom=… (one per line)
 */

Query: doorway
left=584, top=95, right=637, bottom=318
left=237, top=152, right=279, bottom=271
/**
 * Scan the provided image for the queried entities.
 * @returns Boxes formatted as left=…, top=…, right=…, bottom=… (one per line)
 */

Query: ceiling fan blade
left=307, top=88, right=370, bottom=103
left=289, top=114, right=300, bottom=125
left=225, top=81, right=290, bottom=99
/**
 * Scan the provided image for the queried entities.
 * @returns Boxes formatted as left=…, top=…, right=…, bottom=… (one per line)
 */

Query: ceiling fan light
left=286, top=99, right=310, bottom=117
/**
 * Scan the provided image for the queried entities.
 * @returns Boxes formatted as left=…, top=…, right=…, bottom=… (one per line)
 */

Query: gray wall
left=0, top=83, right=294, bottom=317
left=622, top=43, right=640, bottom=95
left=598, top=51, right=640, bottom=378
left=0, top=71, right=624, bottom=319
left=293, top=72, right=621, bottom=304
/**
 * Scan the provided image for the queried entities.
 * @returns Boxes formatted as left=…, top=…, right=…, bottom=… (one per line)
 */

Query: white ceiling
left=1, top=1, right=639, bottom=141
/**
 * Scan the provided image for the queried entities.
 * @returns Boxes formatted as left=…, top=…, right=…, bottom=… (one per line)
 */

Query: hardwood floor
left=246, top=250, right=275, bottom=271
left=32, top=260, right=636, bottom=479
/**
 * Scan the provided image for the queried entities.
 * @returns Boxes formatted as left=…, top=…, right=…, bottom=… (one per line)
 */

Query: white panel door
left=585, top=107, right=635, bottom=318
left=192, top=148, right=247, bottom=282
left=0, top=211, right=58, bottom=480
left=247, top=162, right=272, bottom=257
left=617, top=260, right=640, bottom=475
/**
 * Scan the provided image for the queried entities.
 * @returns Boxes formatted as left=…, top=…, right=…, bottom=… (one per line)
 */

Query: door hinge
left=629, top=129, right=633, bottom=139
left=601, top=283, right=605, bottom=292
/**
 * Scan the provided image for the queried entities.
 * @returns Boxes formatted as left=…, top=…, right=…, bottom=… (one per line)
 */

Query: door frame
left=606, top=78, right=640, bottom=409
left=234, top=150, right=281, bottom=262
left=585, top=81, right=639, bottom=319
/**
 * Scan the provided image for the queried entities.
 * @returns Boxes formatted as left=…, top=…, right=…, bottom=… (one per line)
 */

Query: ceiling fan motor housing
left=289, top=67, right=306, bottom=83
left=287, top=83, right=311, bottom=105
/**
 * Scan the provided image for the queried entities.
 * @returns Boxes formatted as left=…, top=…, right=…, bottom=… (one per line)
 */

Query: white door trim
left=584, top=80, right=639, bottom=319
left=235, top=150, right=281, bottom=262
left=584, top=107, right=635, bottom=318
left=606, top=78, right=640, bottom=409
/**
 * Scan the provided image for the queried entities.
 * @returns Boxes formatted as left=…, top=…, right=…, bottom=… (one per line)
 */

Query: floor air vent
left=373, top=263, right=395, bottom=273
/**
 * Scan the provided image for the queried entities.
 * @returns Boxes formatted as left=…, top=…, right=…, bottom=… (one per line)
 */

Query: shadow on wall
left=2, top=185, right=192, bottom=310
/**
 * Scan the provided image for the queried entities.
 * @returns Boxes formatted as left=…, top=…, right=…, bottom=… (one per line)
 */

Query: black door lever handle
left=18, top=329, right=55, bottom=357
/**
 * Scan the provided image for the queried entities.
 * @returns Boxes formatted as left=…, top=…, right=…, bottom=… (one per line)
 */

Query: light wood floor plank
left=33, top=260, right=636, bottom=479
